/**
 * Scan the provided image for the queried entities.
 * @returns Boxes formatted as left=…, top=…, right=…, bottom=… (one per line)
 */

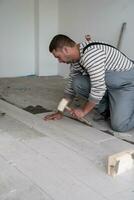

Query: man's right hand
left=44, top=111, right=63, bottom=121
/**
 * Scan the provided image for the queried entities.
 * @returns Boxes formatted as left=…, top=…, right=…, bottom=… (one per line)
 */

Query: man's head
left=49, top=34, right=80, bottom=64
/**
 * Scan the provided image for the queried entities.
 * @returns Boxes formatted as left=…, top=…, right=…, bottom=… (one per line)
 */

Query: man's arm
left=71, top=47, right=107, bottom=119
left=83, top=100, right=96, bottom=115
left=83, top=47, right=106, bottom=104
left=70, top=100, right=96, bottom=119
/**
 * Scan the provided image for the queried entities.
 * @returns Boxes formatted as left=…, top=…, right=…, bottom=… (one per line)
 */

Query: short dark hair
left=49, top=34, right=76, bottom=52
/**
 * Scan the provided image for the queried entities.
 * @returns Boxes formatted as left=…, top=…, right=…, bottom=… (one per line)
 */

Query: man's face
left=52, top=47, right=76, bottom=64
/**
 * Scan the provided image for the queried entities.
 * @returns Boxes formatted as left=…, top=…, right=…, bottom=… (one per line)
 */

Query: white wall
left=58, top=0, right=134, bottom=77
left=1, top=0, right=133, bottom=77
left=0, top=0, right=59, bottom=77
left=37, top=0, right=58, bottom=76
left=0, top=0, right=35, bottom=77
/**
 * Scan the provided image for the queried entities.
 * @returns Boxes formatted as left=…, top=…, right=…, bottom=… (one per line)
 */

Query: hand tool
left=57, top=98, right=92, bottom=127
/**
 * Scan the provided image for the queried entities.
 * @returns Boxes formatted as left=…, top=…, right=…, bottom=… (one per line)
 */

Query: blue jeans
left=72, top=69, right=134, bottom=132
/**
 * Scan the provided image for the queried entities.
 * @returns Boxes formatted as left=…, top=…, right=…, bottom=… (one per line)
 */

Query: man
left=44, top=34, right=134, bottom=132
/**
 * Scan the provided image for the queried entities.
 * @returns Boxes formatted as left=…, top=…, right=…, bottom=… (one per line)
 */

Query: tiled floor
left=0, top=99, right=133, bottom=200
left=0, top=76, right=133, bottom=143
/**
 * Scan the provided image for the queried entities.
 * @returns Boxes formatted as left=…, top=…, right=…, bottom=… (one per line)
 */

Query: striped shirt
left=64, top=41, right=134, bottom=104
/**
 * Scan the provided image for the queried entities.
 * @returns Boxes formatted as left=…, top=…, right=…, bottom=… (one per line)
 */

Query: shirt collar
left=79, top=41, right=91, bottom=65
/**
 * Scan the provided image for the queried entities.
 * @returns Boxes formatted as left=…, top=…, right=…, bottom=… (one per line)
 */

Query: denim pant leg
left=72, top=75, right=91, bottom=99
left=95, top=91, right=109, bottom=114
left=72, top=74, right=109, bottom=111
left=105, top=69, right=134, bottom=132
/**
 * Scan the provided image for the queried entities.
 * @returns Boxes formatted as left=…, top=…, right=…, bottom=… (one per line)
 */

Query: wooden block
left=108, top=149, right=134, bottom=177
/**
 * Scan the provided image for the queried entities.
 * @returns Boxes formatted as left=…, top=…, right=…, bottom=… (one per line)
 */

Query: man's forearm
left=82, top=101, right=96, bottom=115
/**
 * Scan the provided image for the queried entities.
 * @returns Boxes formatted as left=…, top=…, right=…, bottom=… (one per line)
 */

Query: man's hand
left=70, top=108, right=86, bottom=119
left=44, top=111, right=63, bottom=121
left=71, top=101, right=96, bottom=119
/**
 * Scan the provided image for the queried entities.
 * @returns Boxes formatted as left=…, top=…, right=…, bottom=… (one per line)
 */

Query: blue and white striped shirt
left=64, top=41, right=134, bottom=104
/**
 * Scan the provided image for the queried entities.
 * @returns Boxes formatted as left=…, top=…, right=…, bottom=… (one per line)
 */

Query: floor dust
left=0, top=75, right=133, bottom=143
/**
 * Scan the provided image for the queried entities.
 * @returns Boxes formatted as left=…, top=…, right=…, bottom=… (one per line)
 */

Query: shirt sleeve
left=82, top=47, right=106, bottom=104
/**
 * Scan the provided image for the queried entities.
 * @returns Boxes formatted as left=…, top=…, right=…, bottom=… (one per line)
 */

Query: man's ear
left=62, top=46, right=70, bottom=55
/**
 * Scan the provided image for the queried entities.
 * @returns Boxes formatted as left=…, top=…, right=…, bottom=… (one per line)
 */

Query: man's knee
left=111, top=118, right=128, bottom=132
